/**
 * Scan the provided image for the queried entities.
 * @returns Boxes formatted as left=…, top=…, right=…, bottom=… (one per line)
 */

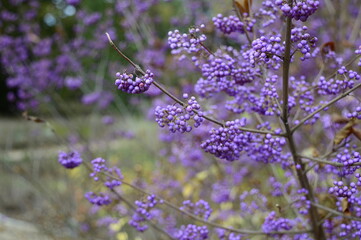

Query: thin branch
left=232, top=0, right=252, bottom=44
left=111, top=189, right=174, bottom=240
left=297, top=55, right=360, bottom=96
left=299, top=155, right=361, bottom=167
left=102, top=172, right=310, bottom=236
left=106, top=33, right=284, bottom=136
left=311, top=202, right=361, bottom=222
left=280, top=4, right=326, bottom=239
left=292, top=82, right=361, bottom=133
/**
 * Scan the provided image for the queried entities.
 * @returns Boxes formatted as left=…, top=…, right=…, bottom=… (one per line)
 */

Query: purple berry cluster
left=248, top=132, right=287, bottom=164
left=129, top=194, right=161, bottom=232
left=291, top=26, right=318, bottom=61
left=290, top=76, right=314, bottom=113
left=180, top=199, right=212, bottom=220
left=212, top=14, right=254, bottom=35
left=195, top=48, right=259, bottom=97
left=168, top=25, right=207, bottom=55
left=250, top=75, right=280, bottom=116
left=58, top=150, right=82, bottom=169
left=240, top=189, right=268, bottom=216
left=293, top=189, right=310, bottom=215
left=155, top=95, right=204, bottom=133
left=339, top=221, right=361, bottom=238
left=84, top=192, right=112, bottom=206
left=175, top=224, right=209, bottom=240
left=216, top=229, right=243, bottom=240
left=115, top=70, right=154, bottom=94
left=255, top=0, right=279, bottom=27
left=347, top=107, right=361, bottom=119
left=275, top=0, right=320, bottom=22
left=332, top=149, right=361, bottom=177
left=329, top=181, right=357, bottom=198
left=201, top=119, right=253, bottom=161
left=89, top=158, right=122, bottom=189
left=262, top=211, right=293, bottom=235
left=246, top=34, right=284, bottom=69
left=317, top=66, right=360, bottom=95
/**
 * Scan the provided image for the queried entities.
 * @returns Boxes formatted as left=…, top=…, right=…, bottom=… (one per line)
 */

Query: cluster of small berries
left=329, top=181, right=357, bottom=198
left=175, top=224, right=209, bottom=240
left=250, top=75, right=280, bottom=116
left=262, top=211, right=293, bottom=235
left=129, top=194, right=161, bottom=232
left=58, top=150, right=82, bottom=169
left=201, top=119, right=252, bottom=161
left=333, top=149, right=361, bottom=177
left=291, top=26, right=318, bottom=61
left=317, top=66, right=360, bottom=95
left=212, top=14, right=255, bottom=35
left=115, top=70, right=154, bottom=94
left=347, top=107, right=361, bottom=119
left=181, top=199, right=212, bottom=220
left=155, top=94, right=204, bottom=133
left=89, top=158, right=122, bottom=188
left=168, top=25, right=207, bottom=55
left=84, top=192, right=112, bottom=206
left=246, top=34, right=284, bottom=69
left=275, top=0, right=320, bottom=22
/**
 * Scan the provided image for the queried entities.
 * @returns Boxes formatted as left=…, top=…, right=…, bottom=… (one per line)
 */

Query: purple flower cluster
left=201, top=119, right=252, bottom=161
left=84, top=192, right=112, bottom=206
left=175, top=224, right=208, bottom=240
left=180, top=199, right=212, bottom=220
left=212, top=14, right=254, bottom=35
left=275, top=0, right=320, bottom=22
left=262, top=211, right=293, bottom=235
left=155, top=95, right=204, bottom=133
left=58, top=150, right=82, bottom=169
left=129, top=194, right=161, bottom=232
left=115, top=70, right=154, bottom=94
left=168, top=25, right=207, bottom=55
left=317, top=66, right=360, bottom=95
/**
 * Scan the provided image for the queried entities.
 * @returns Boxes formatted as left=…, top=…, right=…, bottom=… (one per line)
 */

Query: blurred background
left=0, top=0, right=224, bottom=239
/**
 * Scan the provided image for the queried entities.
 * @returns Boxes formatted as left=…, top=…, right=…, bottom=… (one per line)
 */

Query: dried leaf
left=312, top=148, right=320, bottom=158
left=341, top=198, right=351, bottom=216
left=22, top=111, right=45, bottom=123
left=351, top=128, right=361, bottom=142
left=333, top=119, right=356, bottom=145
left=321, top=41, right=335, bottom=54
left=234, top=0, right=253, bottom=15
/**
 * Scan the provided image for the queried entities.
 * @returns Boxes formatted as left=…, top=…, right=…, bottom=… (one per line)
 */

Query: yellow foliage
left=116, top=232, right=128, bottom=240
left=195, top=170, right=209, bottom=181
left=182, top=182, right=195, bottom=198
left=110, top=218, right=127, bottom=232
